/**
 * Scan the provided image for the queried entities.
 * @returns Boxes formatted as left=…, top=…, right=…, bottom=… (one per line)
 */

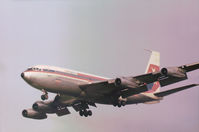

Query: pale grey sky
left=0, top=0, right=199, bottom=132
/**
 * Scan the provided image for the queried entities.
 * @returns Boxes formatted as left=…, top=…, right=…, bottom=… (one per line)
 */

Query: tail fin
left=145, top=50, right=160, bottom=93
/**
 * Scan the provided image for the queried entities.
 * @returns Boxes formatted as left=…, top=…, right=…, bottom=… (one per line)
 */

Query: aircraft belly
left=56, top=77, right=82, bottom=97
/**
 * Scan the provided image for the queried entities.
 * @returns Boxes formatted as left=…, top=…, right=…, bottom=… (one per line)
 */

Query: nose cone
left=21, top=71, right=32, bottom=84
left=21, top=72, right=24, bottom=78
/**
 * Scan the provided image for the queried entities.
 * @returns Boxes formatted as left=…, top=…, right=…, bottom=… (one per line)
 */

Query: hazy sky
left=0, top=0, right=199, bottom=132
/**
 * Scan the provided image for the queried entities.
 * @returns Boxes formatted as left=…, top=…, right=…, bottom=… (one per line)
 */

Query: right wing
left=22, top=94, right=97, bottom=119
left=54, top=94, right=96, bottom=112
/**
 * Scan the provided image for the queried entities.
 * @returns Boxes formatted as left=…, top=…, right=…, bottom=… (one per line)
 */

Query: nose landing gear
left=41, top=89, right=48, bottom=100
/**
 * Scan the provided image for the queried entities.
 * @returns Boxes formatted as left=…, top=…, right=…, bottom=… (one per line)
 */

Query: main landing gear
left=113, top=96, right=126, bottom=107
left=41, top=89, right=48, bottom=100
left=79, top=109, right=92, bottom=117
left=113, top=101, right=126, bottom=107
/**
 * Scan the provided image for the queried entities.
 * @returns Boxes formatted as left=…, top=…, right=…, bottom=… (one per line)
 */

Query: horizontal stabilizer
left=154, top=84, right=199, bottom=97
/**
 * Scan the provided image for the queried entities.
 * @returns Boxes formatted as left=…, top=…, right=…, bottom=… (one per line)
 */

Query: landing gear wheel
left=79, top=111, right=84, bottom=116
left=117, top=102, right=121, bottom=107
left=41, top=89, right=48, bottom=100
left=121, top=101, right=126, bottom=106
left=83, top=111, right=88, bottom=117
left=41, top=94, right=48, bottom=100
left=87, top=110, right=92, bottom=116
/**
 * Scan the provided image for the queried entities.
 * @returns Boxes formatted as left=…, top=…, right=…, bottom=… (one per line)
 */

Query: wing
left=22, top=94, right=97, bottom=119
left=154, top=84, right=199, bottom=97
left=135, top=62, right=199, bottom=87
left=181, top=62, right=199, bottom=72
left=54, top=94, right=96, bottom=112
left=80, top=62, right=199, bottom=99
left=80, top=78, right=149, bottom=99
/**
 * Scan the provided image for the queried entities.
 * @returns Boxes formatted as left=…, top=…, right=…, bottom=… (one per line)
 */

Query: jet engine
left=32, top=101, right=56, bottom=113
left=114, top=78, right=138, bottom=88
left=161, top=67, right=186, bottom=78
left=22, top=109, right=47, bottom=119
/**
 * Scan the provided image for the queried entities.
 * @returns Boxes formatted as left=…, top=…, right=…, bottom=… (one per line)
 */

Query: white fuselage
left=21, top=65, right=161, bottom=105
left=22, top=65, right=108, bottom=99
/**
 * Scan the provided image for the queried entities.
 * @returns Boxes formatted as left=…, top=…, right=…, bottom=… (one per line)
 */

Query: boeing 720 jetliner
left=21, top=51, right=199, bottom=119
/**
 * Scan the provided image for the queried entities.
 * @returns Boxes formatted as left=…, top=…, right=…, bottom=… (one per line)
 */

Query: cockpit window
left=27, top=67, right=42, bottom=71
left=26, top=67, right=50, bottom=72
left=27, top=68, right=32, bottom=71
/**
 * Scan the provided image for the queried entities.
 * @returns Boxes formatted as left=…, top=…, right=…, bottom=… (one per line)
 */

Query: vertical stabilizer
left=145, top=50, right=161, bottom=93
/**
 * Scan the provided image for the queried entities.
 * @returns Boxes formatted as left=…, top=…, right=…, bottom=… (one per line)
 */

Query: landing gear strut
left=41, top=89, right=48, bottom=100
left=79, top=109, right=92, bottom=117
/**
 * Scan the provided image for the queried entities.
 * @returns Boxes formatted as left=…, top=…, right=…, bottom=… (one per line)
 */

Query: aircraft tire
left=118, top=102, right=121, bottom=107
left=121, top=101, right=126, bottom=106
left=88, top=110, right=92, bottom=116
left=83, top=110, right=88, bottom=117
left=41, top=95, right=46, bottom=100
left=79, top=111, right=83, bottom=116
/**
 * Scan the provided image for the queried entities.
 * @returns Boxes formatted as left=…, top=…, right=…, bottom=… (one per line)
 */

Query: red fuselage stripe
left=77, top=73, right=106, bottom=81
left=26, top=70, right=106, bottom=82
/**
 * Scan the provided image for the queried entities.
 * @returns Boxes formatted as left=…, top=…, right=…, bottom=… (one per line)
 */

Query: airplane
left=21, top=51, right=199, bottom=119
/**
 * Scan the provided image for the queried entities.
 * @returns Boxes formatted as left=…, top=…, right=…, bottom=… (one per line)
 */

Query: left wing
left=80, top=62, right=199, bottom=99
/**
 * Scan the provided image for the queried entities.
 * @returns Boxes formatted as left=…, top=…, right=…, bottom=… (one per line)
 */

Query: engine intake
left=115, top=78, right=122, bottom=86
left=161, top=67, right=186, bottom=78
left=161, top=68, right=168, bottom=76
left=32, top=101, right=55, bottom=113
left=114, top=77, right=138, bottom=88
left=22, top=109, right=47, bottom=119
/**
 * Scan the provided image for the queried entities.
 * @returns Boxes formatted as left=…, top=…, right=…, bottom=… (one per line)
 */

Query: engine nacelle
left=22, top=109, right=47, bottom=119
left=161, top=67, right=186, bottom=78
left=32, top=101, right=55, bottom=113
left=114, top=78, right=138, bottom=88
